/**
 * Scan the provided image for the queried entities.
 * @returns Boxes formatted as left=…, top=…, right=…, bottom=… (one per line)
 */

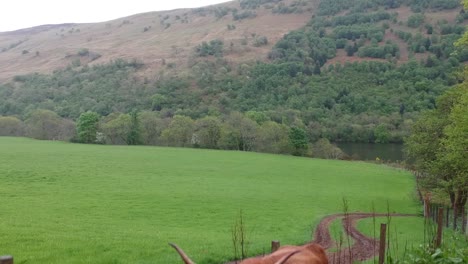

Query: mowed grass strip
left=0, top=137, right=419, bottom=264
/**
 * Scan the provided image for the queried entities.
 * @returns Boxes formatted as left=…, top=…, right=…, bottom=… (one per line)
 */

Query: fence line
left=426, top=201, right=468, bottom=235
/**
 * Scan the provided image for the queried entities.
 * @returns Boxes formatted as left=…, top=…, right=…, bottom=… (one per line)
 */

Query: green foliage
left=101, top=113, right=132, bottom=144
left=408, top=0, right=460, bottom=12
left=161, top=115, right=194, bottom=147
left=405, top=84, right=468, bottom=213
left=77, top=111, right=100, bottom=143
left=127, top=110, right=142, bottom=145
left=252, top=35, right=268, bottom=47
left=328, top=11, right=391, bottom=27
left=269, top=28, right=336, bottom=67
left=25, top=109, right=76, bottom=141
left=194, top=116, right=222, bottom=149
left=219, top=112, right=257, bottom=151
left=407, top=14, right=425, bottom=28
left=313, top=138, right=345, bottom=159
left=402, top=242, right=468, bottom=263
left=288, top=126, right=308, bottom=156
left=333, top=24, right=385, bottom=41
left=195, top=39, right=224, bottom=57
left=255, top=121, right=290, bottom=154
left=239, top=0, right=280, bottom=9
left=374, top=124, right=390, bottom=143
left=233, top=10, right=257, bottom=20
left=214, top=6, right=230, bottom=19
left=0, top=116, right=25, bottom=136
left=0, top=59, right=145, bottom=118
left=77, top=48, right=89, bottom=56
left=395, top=30, right=413, bottom=42
left=357, top=42, right=399, bottom=58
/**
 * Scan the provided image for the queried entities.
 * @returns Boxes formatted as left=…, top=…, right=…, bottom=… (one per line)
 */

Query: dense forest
left=1, top=0, right=467, bottom=155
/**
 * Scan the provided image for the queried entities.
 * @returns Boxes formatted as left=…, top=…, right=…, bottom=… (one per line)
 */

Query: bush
left=233, top=10, right=257, bottom=20
left=78, top=48, right=89, bottom=56
left=195, top=39, right=224, bottom=57
left=253, top=36, right=268, bottom=47
left=407, top=14, right=425, bottom=28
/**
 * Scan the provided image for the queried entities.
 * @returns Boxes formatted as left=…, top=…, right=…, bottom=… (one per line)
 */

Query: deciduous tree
left=406, top=85, right=468, bottom=214
left=161, top=115, right=194, bottom=147
left=77, top=111, right=100, bottom=143
left=288, top=126, right=308, bottom=156
left=0, top=116, right=25, bottom=136
left=26, top=109, right=75, bottom=140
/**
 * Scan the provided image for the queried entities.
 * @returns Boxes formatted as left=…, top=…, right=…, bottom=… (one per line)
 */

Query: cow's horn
left=273, top=250, right=300, bottom=264
left=169, top=243, right=196, bottom=264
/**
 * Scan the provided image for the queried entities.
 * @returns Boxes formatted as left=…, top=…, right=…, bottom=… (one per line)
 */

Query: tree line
left=0, top=110, right=348, bottom=159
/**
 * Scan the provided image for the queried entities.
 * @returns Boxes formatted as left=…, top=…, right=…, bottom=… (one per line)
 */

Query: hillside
left=0, top=0, right=465, bottom=81
left=1, top=0, right=468, bottom=146
left=0, top=0, right=318, bottom=81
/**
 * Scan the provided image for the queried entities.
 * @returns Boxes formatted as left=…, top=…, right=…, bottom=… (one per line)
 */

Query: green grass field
left=0, top=137, right=420, bottom=264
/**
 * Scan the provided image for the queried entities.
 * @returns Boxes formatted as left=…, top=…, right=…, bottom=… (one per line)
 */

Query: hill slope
left=0, top=0, right=318, bottom=81
left=0, top=0, right=467, bottom=145
left=0, top=0, right=466, bottom=81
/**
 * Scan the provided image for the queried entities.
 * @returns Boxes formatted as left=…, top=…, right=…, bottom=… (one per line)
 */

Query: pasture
left=0, top=137, right=420, bottom=263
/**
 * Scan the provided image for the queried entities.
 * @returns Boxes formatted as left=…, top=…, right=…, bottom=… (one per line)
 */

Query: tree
left=0, top=116, right=25, bottom=136
left=313, top=138, right=345, bottom=160
left=139, top=111, right=169, bottom=145
left=26, top=109, right=76, bottom=140
left=127, top=110, right=142, bottom=145
left=256, top=121, right=290, bottom=154
left=101, top=113, right=132, bottom=144
left=406, top=85, right=468, bottom=215
left=160, top=115, right=194, bottom=147
left=77, top=111, right=100, bottom=143
left=440, top=88, right=468, bottom=214
left=374, top=124, right=390, bottom=143
left=219, top=112, right=257, bottom=151
left=194, top=116, right=221, bottom=149
left=288, top=126, right=308, bottom=156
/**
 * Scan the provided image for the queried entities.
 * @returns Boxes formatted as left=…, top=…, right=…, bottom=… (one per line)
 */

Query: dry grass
left=0, top=0, right=316, bottom=81
left=1, top=1, right=464, bottom=81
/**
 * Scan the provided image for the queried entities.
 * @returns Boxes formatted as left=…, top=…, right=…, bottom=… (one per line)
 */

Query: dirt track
left=226, top=212, right=417, bottom=264
left=313, top=213, right=416, bottom=264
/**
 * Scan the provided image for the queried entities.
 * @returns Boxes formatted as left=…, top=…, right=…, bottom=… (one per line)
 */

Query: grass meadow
left=0, top=137, right=420, bottom=263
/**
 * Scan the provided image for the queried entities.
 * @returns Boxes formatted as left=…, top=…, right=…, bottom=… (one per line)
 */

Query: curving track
left=225, top=212, right=417, bottom=264
left=312, top=213, right=417, bottom=264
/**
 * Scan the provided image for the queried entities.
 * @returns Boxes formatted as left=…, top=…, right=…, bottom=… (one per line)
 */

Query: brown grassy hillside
left=0, top=0, right=318, bottom=81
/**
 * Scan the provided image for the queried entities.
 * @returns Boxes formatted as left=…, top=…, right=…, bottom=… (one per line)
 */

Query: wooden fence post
left=436, top=207, right=444, bottom=248
left=271, top=240, right=280, bottom=253
left=378, top=223, right=387, bottom=264
left=0, top=256, right=13, bottom=264
left=424, top=199, right=430, bottom=218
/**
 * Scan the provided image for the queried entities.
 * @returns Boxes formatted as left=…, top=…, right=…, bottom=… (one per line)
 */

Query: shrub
left=195, top=39, right=224, bottom=57
left=253, top=36, right=268, bottom=47
left=78, top=48, right=89, bottom=57
left=407, top=14, right=425, bottom=28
